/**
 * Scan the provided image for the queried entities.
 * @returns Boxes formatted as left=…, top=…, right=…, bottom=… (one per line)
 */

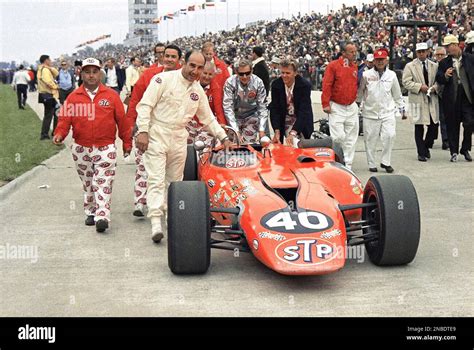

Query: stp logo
left=275, top=238, right=336, bottom=266
left=98, top=99, right=110, bottom=107
left=225, top=157, right=246, bottom=168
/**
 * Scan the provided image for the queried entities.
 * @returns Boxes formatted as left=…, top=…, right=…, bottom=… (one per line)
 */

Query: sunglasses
left=238, top=71, right=251, bottom=77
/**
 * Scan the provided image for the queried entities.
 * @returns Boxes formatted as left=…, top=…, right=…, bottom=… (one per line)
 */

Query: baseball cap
left=373, top=49, right=388, bottom=59
left=366, top=54, right=374, bottom=62
left=82, top=57, right=101, bottom=69
left=443, top=34, right=459, bottom=46
left=271, top=57, right=281, bottom=64
left=465, top=31, right=474, bottom=45
left=416, top=42, right=428, bottom=51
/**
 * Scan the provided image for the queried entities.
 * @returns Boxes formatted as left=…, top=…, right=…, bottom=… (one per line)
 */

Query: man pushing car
left=135, top=50, right=232, bottom=243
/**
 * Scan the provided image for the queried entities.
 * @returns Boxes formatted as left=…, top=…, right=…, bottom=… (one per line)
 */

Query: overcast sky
left=0, top=0, right=369, bottom=64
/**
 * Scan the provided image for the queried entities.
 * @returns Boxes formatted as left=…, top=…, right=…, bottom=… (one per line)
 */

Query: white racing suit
left=357, top=67, right=405, bottom=168
left=223, top=74, right=268, bottom=143
left=136, top=69, right=227, bottom=223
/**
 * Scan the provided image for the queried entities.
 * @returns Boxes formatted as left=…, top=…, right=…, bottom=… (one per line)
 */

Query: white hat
left=366, top=54, right=374, bottom=62
left=82, top=57, right=101, bottom=69
left=466, top=31, right=474, bottom=45
left=416, top=43, right=428, bottom=51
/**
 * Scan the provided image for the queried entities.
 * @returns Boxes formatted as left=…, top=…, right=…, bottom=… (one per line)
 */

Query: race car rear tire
left=168, top=181, right=211, bottom=274
left=183, top=145, right=198, bottom=181
left=362, top=175, right=420, bottom=266
left=299, top=137, right=345, bottom=165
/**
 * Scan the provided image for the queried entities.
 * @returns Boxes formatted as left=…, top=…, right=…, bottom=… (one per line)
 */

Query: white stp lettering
left=283, top=239, right=333, bottom=262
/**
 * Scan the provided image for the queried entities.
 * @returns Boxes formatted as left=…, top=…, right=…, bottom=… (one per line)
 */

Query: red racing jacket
left=321, top=56, right=358, bottom=109
left=54, top=84, right=132, bottom=151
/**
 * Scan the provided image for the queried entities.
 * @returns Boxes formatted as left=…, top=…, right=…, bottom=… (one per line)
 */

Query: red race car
left=167, top=127, right=420, bottom=275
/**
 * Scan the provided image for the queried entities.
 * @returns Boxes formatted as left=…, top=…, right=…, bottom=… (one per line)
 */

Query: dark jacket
left=436, top=53, right=474, bottom=125
left=253, top=60, right=270, bottom=95
left=104, top=65, right=126, bottom=91
left=269, top=75, right=314, bottom=143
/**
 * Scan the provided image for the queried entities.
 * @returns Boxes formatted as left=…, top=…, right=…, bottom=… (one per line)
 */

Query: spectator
left=11, top=65, right=31, bottom=110
left=202, top=41, right=230, bottom=88
left=321, top=42, right=359, bottom=170
left=53, top=57, right=132, bottom=233
left=269, top=59, right=314, bottom=145
left=436, top=34, right=473, bottom=162
left=27, top=66, right=36, bottom=92
left=153, top=43, right=166, bottom=67
left=125, top=56, right=142, bottom=97
left=402, top=42, right=440, bottom=162
left=134, top=51, right=231, bottom=243
left=358, top=49, right=405, bottom=173
left=223, top=59, right=268, bottom=143
left=126, top=44, right=182, bottom=218
left=252, top=46, right=270, bottom=96
left=37, top=54, right=59, bottom=140
left=186, top=60, right=226, bottom=146
left=433, top=46, right=449, bottom=150
left=104, top=57, right=125, bottom=94
left=57, top=60, right=75, bottom=104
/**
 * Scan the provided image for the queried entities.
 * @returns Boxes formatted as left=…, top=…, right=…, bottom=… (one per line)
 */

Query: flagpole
left=238, top=0, right=240, bottom=27
left=205, top=6, right=207, bottom=34
left=269, top=0, right=272, bottom=21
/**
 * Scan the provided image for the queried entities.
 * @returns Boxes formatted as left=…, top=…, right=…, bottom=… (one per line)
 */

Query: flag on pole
left=188, top=5, right=195, bottom=11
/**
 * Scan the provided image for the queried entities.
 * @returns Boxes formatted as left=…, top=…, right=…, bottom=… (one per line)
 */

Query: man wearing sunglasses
left=223, top=59, right=268, bottom=143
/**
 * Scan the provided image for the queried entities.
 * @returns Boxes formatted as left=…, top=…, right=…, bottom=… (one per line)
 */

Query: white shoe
left=151, top=218, right=164, bottom=243
left=133, top=203, right=146, bottom=217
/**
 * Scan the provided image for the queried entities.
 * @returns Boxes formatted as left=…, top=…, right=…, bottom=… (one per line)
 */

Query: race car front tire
left=362, top=175, right=420, bottom=266
left=183, top=145, right=198, bottom=181
left=168, top=181, right=211, bottom=274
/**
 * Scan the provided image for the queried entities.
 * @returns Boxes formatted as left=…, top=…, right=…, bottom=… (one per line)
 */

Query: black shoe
left=19, top=106, right=25, bottom=110
left=418, top=155, right=427, bottom=162
left=460, top=150, right=472, bottom=162
left=380, top=163, right=394, bottom=173
left=85, top=215, right=95, bottom=226
left=40, top=135, right=50, bottom=140
left=442, top=141, right=449, bottom=150
left=369, top=167, right=378, bottom=172
left=450, top=153, right=458, bottom=162
left=425, top=149, right=431, bottom=159
left=96, top=219, right=109, bottom=233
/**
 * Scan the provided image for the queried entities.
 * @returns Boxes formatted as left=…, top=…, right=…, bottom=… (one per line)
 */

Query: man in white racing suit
left=135, top=50, right=231, bottom=243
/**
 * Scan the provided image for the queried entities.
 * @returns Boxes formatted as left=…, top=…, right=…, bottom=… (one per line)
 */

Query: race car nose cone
left=260, top=136, right=271, bottom=148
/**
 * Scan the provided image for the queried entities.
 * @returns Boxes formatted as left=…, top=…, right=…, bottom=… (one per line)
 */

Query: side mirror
left=194, top=140, right=206, bottom=152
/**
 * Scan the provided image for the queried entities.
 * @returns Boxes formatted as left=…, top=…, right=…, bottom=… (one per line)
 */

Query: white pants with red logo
left=328, top=101, right=359, bottom=169
left=133, top=136, right=148, bottom=206
left=363, top=116, right=396, bottom=168
left=71, top=142, right=117, bottom=222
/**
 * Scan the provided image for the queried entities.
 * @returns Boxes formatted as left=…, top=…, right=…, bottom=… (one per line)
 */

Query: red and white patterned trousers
left=133, top=137, right=148, bottom=206
left=71, top=142, right=117, bottom=222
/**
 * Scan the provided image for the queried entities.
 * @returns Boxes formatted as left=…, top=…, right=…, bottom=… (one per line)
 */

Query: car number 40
left=266, top=211, right=329, bottom=231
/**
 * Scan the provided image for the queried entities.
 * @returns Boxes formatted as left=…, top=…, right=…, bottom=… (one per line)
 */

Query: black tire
left=183, top=145, right=197, bottom=181
left=168, top=181, right=211, bottom=274
left=362, top=175, right=420, bottom=266
left=299, top=137, right=345, bottom=165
